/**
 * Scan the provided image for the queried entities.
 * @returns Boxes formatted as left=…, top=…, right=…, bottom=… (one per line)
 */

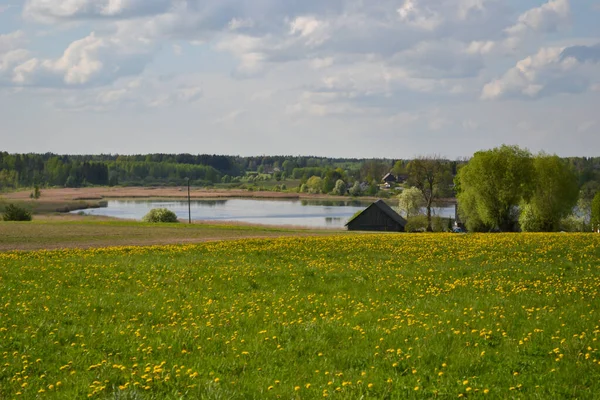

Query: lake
left=74, top=198, right=456, bottom=228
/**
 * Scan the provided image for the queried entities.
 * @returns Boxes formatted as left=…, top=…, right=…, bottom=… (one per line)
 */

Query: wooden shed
left=346, top=200, right=407, bottom=232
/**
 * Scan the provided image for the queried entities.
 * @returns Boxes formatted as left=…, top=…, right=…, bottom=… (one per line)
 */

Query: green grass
left=0, top=234, right=599, bottom=399
left=0, top=220, right=341, bottom=251
left=0, top=199, right=105, bottom=214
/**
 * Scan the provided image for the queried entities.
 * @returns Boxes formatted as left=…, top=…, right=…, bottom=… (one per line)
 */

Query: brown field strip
left=0, top=220, right=347, bottom=251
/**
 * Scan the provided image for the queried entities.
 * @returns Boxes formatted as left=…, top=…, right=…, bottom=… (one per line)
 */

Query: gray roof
left=372, top=200, right=407, bottom=226
left=345, top=199, right=407, bottom=226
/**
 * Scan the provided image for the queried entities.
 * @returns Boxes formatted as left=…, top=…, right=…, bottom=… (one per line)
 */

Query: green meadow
left=1, top=233, right=599, bottom=398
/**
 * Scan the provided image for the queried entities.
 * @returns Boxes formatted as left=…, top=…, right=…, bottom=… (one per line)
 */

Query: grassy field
left=0, top=219, right=343, bottom=251
left=1, top=233, right=599, bottom=398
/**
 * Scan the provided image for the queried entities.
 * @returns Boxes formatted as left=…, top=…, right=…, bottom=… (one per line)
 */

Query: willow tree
left=455, top=145, right=535, bottom=232
left=520, top=154, right=579, bottom=232
left=397, top=187, right=425, bottom=219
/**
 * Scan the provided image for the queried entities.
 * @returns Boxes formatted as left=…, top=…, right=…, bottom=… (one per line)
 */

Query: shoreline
left=1, top=186, right=457, bottom=216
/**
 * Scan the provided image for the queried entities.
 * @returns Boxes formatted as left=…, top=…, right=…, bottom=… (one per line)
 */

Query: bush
left=376, top=190, right=391, bottom=199
left=2, top=204, right=32, bottom=221
left=405, top=215, right=428, bottom=232
left=404, top=215, right=448, bottom=232
left=560, top=214, right=587, bottom=232
left=432, top=216, right=451, bottom=232
left=142, top=208, right=179, bottom=223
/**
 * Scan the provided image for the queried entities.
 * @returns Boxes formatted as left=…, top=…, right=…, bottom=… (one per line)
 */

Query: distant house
left=382, top=173, right=397, bottom=183
left=396, top=174, right=408, bottom=183
left=346, top=200, right=407, bottom=232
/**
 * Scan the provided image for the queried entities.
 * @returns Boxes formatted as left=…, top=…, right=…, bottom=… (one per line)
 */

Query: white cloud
left=465, top=40, right=495, bottom=55
left=289, top=16, right=330, bottom=46
left=460, top=0, right=573, bottom=56
left=458, top=0, right=486, bottom=20
left=12, top=31, right=154, bottom=86
left=286, top=90, right=369, bottom=117
left=482, top=43, right=600, bottom=100
left=24, top=0, right=173, bottom=21
left=393, top=39, right=484, bottom=78
left=50, top=75, right=203, bottom=111
left=505, top=0, right=570, bottom=37
left=309, top=57, right=334, bottom=70
left=228, top=18, right=254, bottom=31
left=0, top=31, right=29, bottom=80
left=397, top=0, right=443, bottom=31
left=214, top=109, right=245, bottom=124
left=0, top=30, right=27, bottom=53
left=215, top=34, right=268, bottom=76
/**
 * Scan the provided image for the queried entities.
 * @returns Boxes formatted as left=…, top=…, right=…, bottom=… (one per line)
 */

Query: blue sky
left=1, top=0, right=599, bottom=158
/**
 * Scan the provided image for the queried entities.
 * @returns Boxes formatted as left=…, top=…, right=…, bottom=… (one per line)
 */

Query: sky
left=0, top=0, right=599, bottom=159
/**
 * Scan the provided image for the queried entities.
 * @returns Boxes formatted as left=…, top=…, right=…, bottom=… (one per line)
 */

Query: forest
left=0, top=152, right=599, bottom=192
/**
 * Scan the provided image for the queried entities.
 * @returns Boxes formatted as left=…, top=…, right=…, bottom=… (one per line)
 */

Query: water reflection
left=74, top=198, right=368, bottom=228
left=300, top=199, right=370, bottom=207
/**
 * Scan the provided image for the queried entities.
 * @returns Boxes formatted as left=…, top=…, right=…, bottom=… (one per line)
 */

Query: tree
left=360, top=160, right=390, bottom=182
left=455, top=145, right=535, bottom=232
left=348, top=182, right=362, bottom=197
left=332, top=180, right=347, bottom=196
left=306, top=176, right=323, bottom=194
left=578, top=181, right=600, bottom=226
left=592, top=192, right=600, bottom=233
left=397, top=187, right=424, bottom=219
left=34, top=185, right=41, bottom=199
left=282, top=160, right=295, bottom=176
left=323, top=169, right=345, bottom=194
left=391, top=160, right=408, bottom=178
left=407, top=157, right=450, bottom=232
left=520, top=154, right=579, bottom=232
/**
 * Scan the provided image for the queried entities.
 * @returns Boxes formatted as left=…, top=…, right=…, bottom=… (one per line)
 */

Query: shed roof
left=345, top=199, right=407, bottom=227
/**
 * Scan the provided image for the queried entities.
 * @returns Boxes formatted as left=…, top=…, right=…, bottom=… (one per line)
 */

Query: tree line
left=0, top=152, right=418, bottom=189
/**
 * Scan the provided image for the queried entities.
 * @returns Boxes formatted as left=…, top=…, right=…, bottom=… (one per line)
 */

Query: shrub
left=2, top=204, right=32, bottom=221
left=405, top=215, right=428, bottom=232
left=560, top=214, right=587, bottom=232
left=431, top=216, right=450, bottom=232
left=376, top=190, right=391, bottom=199
left=405, top=215, right=451, bottom=233
left=142, top=208, right=179, bottom=223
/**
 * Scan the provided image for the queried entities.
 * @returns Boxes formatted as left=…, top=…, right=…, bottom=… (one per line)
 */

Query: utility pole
left=187, top=177, right=191, bottom=224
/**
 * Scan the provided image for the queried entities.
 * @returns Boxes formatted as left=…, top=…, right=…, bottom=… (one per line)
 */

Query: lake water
left=74, top=198, right=456, bottom=228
